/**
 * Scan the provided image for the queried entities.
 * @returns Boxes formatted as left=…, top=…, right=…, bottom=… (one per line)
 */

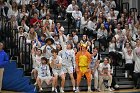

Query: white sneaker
left=125, top=71, right=128, bottom=78
left=111, top=87, right=115, bottom=91
left=55, top=88, right=58, bottom=93
left=108, top=87, right=112, bottom=91
left=114, top=84, right=119, bottom=88
left=52, top=87, right=54, bottom=91
left=60, top=88, right=64, bottom=93
left=73, top=87, right=76, bottom=92
left=75, top=88, right=79, bottom=92
left=88, top=89, right=92, bottom=92
left=97, top=88, right=101, bottom=92
left=34, top=82, right=37, bottom=85
left=39, top=88, right=43, bottom=91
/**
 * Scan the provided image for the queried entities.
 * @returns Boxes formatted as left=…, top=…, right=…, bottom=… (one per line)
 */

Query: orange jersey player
left=75, top=43, right=92, bottom=92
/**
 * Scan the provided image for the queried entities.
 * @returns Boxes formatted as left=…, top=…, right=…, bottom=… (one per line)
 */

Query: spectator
left=42, top=13, right=53, bottom=29
left=49, top=49, right=65, bottom=93
left=20, top=15, right=30, bottom=32
left=38, top=34, right=47, bottom=47
left=17, top=26, right=27, bottom=37
left=40, top=5, right=49, bottom=19
left=84, top=6, right=91, bottom=17
left=42, top=38, right=56, bottom=60
left=30, top=12, right=41, bottom=26
left=80, top=13, right=89, bottom=34
left=29, top=3, right=39, bottom=17
left=75, top=44, right=92, bottom=92
left=16, top=0, right=30, bottom=6
left=123, top=46, right=134, bottom=78
left=80, top=1, right=87, bottom=13
left=93, top=60, right=100, bottom=92
left=86, top=16, right=97, bottom=39
left=19, top=6, right=29, bottom=20
left=59, top=32, right=76, bottom=92
left=72, top=6, right=82, bottom=30
left=57, top=0, right=68, bottom=19
left=34, top=22, right=42, bottom=37
left=31, top=48, right=43, bottom=82
left=109, top=0, right=116, bottom=9
left=53, top=34, right=60, bottom=45
left=0, top=42, right=9, bottom=93
left=10, top=15, right=18, bottom=29
left=72, top=30, right=78, bottom=45
left=133, top=39, right=140, bottom=89
left=36, top=57, right=55, bottom=92
left=27, top=27, right=38, bottom=43
left=97, top=23, right=108, bottom=51
left=98, top=57, right=112, bottom=91
left=80, top=34, right=89, bottom=45
left=90, top=47, right=100, bottom=91
left=66, top=0, right=77, bottom=13
left=89, top=2, right=95, bottom=15
left=0, top=0, right=9, bottom=16
left=7, top=1, right=18, bottom=19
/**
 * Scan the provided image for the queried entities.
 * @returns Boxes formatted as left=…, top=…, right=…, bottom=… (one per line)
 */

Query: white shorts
left=52, top=69, right=64, bottom=76
left=62, top=66, right=74, bottom=74
left=38, top=76, right=53, bottom=85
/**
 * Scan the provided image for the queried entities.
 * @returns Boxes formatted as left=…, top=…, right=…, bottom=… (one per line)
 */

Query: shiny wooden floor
left=2, top=89, right=140, bottom=93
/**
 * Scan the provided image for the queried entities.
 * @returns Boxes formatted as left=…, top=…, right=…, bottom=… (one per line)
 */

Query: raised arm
left=59, top=31, right=66, bottom=50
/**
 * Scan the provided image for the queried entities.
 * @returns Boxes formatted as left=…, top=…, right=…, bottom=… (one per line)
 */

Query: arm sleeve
left=87, top=21, right=94, bottom=30
left=75, top=52, right=80, bottom=67
left=59, top=35, right=66, bottom=50
left=24, top=24, right=29, bottom=32
left=98, top=63, right=102, bottom=72
left=81, top=17, right=87, bottom=25
left=0, top=53, right=9, bottom=67
left=87, top=52, right=91, bottom=63
left=66, top=5, right=72, bottom=13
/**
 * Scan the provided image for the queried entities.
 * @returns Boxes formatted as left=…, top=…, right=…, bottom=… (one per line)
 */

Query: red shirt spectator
left=57, top=0, right=68, bottom=9
left=30, top=13, right=41, bottom=26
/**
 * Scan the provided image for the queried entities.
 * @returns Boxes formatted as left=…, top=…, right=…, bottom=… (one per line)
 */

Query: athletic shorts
left=62, top=66, right=74, bottom=74
left=52, top=69, right=64, bottom=76
left=38, top=76, right=53, bottom=85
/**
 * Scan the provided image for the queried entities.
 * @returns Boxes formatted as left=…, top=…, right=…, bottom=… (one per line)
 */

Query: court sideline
left=2, top=89, right=140, bottom=93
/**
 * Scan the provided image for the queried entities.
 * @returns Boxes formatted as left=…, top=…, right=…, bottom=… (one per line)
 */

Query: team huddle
left=31, top=31, right=113, bottom=93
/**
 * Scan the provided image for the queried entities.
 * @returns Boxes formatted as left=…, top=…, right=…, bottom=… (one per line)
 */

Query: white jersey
left=99, top=63, right=111, bottom=73
left=49, top=55, right=62, bottom=70
left=41, top=44, right=56, bottom=59
left=36, top=64, right=51, bottom=77
left=58, top=49, right=75, bottom=68
left=32, top=55, right=43, bottom=68
left=90, top=53, right=99, bottom=69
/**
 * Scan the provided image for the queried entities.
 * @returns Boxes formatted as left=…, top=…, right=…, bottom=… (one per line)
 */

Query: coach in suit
left=0, top=42, right=9, bottom=92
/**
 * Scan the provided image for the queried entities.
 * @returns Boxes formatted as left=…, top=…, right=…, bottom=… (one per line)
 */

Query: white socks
left=52, top=87, right=54, bottom=91
left=73, top=87, right=76, bottom=90
left=88, top=86, right=91, bottom=90
left=60, top=87, right=64, bottom=92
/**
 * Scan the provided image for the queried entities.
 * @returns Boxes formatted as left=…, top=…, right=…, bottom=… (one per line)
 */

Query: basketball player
left=50, top=49, right=65, bottom=93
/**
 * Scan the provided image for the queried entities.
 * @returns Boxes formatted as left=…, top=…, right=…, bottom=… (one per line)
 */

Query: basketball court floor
left=2, top=89, right=140, bottom=93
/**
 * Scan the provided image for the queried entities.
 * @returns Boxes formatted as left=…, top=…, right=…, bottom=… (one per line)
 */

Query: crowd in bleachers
left=0, top=0, right=140, bottom=92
